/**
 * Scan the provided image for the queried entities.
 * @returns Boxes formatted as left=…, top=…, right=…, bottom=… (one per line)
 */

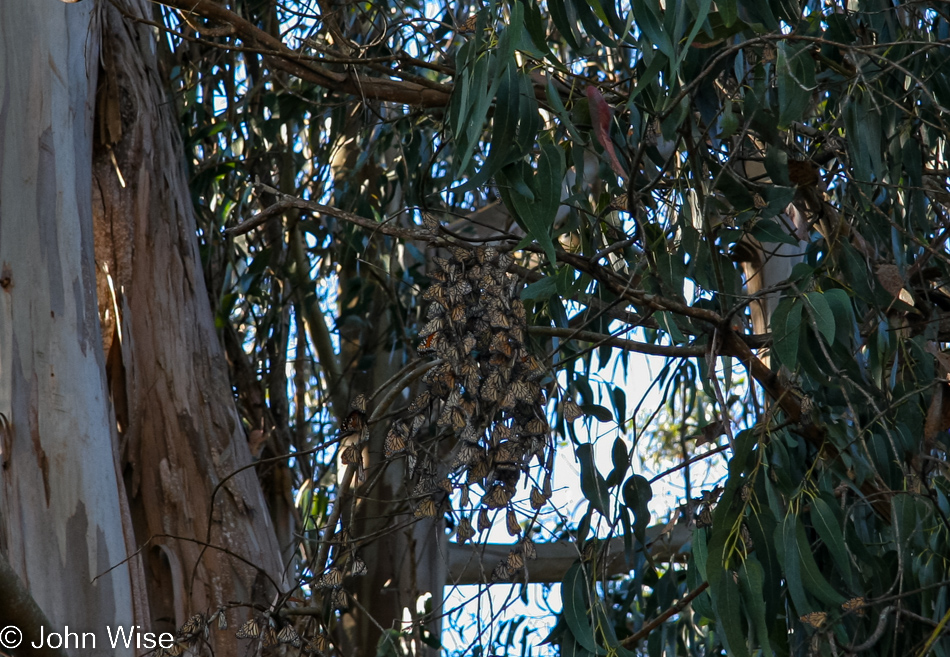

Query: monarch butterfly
left=456, top=516, right=475, bottom=543
left=800, top=612, right=827, bottom=628
left=842, top=598, right=865, bottom=616
left=384, top=425, right=408, bottom=457
left=506, top=549, right=524, bottom=571
left=412, top=474, right=437, bottom=497
left=315, top=568, right=343, bottom=589
left=478, top=508, right=492, bottom=531
left=485, top=306, right=510, bottom=329
left=261, top=626, right=279, bottom=648
left=452, top=441, right=481, bottom=468
left=560, top=399, right=582, bottom=422
left=467, top=459, right=490, bottom=484
left=340, top=444, right=361, bottom=465
left=492, top=424, right=512, bottom=443
left=448, top=245, right=473, bottom=262
left=457, top=14, right=478, bottom=34
left=490, top=332, right=513, bottom=357
left=460, top=485, right=471, bottom=507
left=432, top=256, right=453, bottom=272
left=511, top=380, right=535, bottom=402
left=525, top=418, right=548, bottom=435
left=419, top=317, right=444, bottom=338
left=506, top=508, right=521, bottom=536
left=164, top=642, right=184, bottom=657
left=415, top=498, right=437, bottom=518
left=438, top=478, right=454, bottom=493
left=491, top=561, right=513, bottom=582
left=448, top=280, right=473, bottom=304
left=349, top=556, right=368, bottom=577
left=530, top=486, right=547, bottom=510
left=417, top=331, right=441, bottom=355
left=278, top=625, right=302, bottom=647
left=235, top=618, right=261, bottom=639
left=521, top=538, right=537, bottom=560
left=423, top=213, right=441, bottom=232
left=449, top=303, right=467, bottom=322
left=481, top=371, right=504, bottom=402
left=307, top=633, right=329, bottom=654
left=408, top=391, right=431, bottom=415
left=483, top=485, right=512, bottom=509
left=330, top=588, right=348, bottom=610
left=496, top=252, right=513, bottom=271
left=493, top=442, right=519, bottom=465
left=476, top=246, right=498, bottom=264
left=177, top=613, right=204, bottom=638
left=213, top=607, right=228, bottom=631
left=427, top=302, right=445, bottom=319
left=423, top=283, right=446, bottom=302
left=511, top=299, right=526, bottom=320
left=697, top=505, right=713, bottom=528
left=520, top=354, right=544, bottom=380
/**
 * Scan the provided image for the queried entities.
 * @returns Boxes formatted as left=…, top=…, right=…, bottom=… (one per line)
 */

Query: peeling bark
left=91, top=0, right=283, bottom=645
left=0, top=0, right=147, bottom=652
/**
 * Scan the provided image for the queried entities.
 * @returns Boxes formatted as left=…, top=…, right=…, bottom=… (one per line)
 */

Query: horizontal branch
left=446, top=523, right=690, bottom=585
left=528, top=326, right=704, bottom=357
left=153, top=0, right=453, bottom=107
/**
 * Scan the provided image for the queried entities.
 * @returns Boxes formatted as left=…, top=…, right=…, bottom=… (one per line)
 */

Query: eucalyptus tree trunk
left=91, top=0, right=284, bottom=647
left=0, top=0, right=147, bottom=653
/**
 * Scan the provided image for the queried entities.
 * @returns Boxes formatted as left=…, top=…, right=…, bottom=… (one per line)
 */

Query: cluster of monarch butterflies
left=154, top=610, right=321, bottom=656
left=385, top=241, right=555, bottom=578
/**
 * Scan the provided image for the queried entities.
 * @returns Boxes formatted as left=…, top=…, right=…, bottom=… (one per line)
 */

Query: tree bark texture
left=91, top=0, right=284, bottom=645
left=0, top=1, right=147, bottom=654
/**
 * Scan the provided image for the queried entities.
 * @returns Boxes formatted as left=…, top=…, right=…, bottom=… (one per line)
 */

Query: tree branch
left=0, top=552, right=68, bottom=657
left=151, top=0, right=453, bottom=107
left=446, top=523, right=691, bottom=585
left=527, top=326, right=705, bottom=357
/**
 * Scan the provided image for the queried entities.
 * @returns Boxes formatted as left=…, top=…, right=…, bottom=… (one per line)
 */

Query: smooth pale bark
left=0, top=1, right=147, bottom=654
left=91, top=0, right=284, bottom=646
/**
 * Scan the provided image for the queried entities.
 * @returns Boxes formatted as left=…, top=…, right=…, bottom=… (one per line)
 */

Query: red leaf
left=585, top=85, right=627, bottom=181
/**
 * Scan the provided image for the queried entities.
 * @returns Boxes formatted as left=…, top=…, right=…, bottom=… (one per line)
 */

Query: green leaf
left=738, top=559, right=773, bottom=657
left=750, top=218, right=799, bottom=245
left=771, top=297, right=802, bottom=370
left=605, top=436, right=629, bottom=487
left=622, top=475, right=653, bottom=537
left=811, top=497, right=855, bottom=590
left=576, top=444, right=611, bottom=516
left=804, top=291, right=836, bottom=344
left=777, top=41, right=815, bottom=128
left=561, top=562, right=607, bottom=655
left=710, top=568, right=748, bottom=657
left=776, top=514, right=812, bottom=614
